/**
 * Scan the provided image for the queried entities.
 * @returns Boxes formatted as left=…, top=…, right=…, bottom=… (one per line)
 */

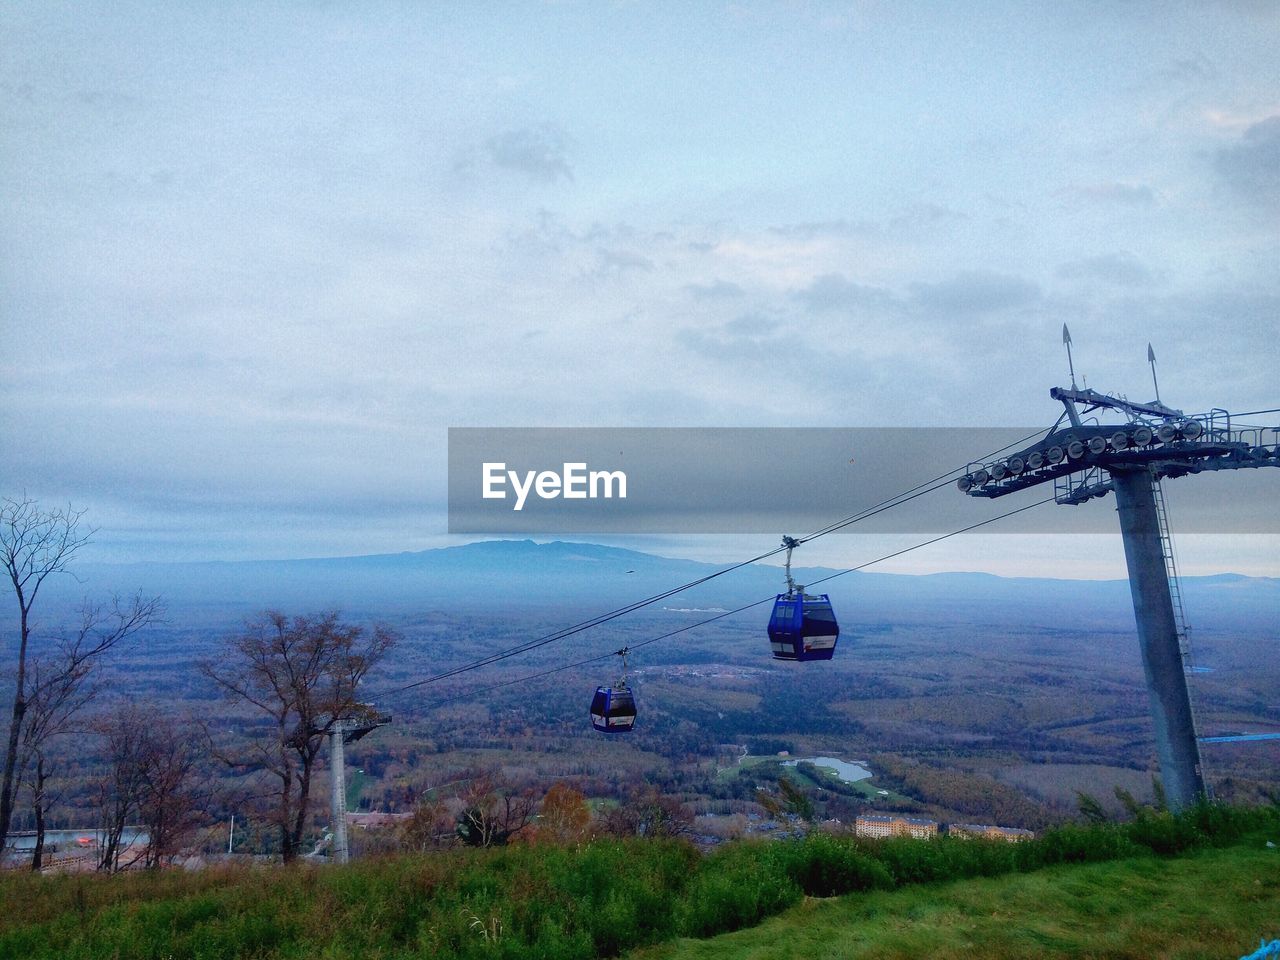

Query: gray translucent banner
left=447, top=428, right=1280, bottom=534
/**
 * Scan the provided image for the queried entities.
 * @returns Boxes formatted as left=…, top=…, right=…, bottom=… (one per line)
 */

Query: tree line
left=1, top=497, right=399, bottom=869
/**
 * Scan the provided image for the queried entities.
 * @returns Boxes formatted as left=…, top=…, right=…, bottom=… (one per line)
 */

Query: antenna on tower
left=1062, top=324, right=1077, bottom=388
left=1148, top=343, right=1161, bottom=404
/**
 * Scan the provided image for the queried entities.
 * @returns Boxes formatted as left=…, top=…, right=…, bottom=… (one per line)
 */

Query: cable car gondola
left=768, top=536, right=839, bottom=661
left=590, top=648, right=637, bottom=733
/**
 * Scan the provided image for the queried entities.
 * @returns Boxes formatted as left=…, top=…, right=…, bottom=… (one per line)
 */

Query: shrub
left=1026, top=823, right=1138, bottom=868
left=865, top=836, right=1018, bottom=886
left=773, top=833, right=894, bottom=897
left=522, top=918, right=594, bottom=960
left=676, top=841, right=800, bottom=938
left=1124, top=810, right=1206, bottom=856
left=1184, top=798, right=1280, bottom=846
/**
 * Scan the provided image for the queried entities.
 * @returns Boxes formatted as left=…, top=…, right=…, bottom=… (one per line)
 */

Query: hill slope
left=628, top=842, right=1280, bottom=960
left=3, top=809, right=1277, bottom=960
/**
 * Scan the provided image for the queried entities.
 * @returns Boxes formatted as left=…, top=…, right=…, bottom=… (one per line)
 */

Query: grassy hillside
left=1, top=804, right=1276, bottom=960
left=627, top=843, right=1280, bottom=960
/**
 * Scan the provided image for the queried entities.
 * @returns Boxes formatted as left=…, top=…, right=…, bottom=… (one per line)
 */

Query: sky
left=2, top=1, right=1277, bottom=577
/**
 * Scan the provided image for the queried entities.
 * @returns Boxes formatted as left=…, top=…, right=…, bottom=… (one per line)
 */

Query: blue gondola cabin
left=590, top=683, right=637, bottom=733
left=768, top=592, right=839, bottom=661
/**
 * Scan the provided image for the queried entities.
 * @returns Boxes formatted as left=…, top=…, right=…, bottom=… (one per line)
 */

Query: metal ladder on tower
left=1151, top=473, right=1212, bottom=798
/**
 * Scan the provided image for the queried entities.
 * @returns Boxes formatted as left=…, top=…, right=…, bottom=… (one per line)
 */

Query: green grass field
left=627, top=841, right=1280, bottom=960
left=787, top=761, right=910, bottom=803
left=715, top=755, right=908, bottom=802
left=345, top=767, right=370, bottom=810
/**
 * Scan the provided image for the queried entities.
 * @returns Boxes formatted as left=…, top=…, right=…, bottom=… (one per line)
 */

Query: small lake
left=782, top=757, right=873, bottom=783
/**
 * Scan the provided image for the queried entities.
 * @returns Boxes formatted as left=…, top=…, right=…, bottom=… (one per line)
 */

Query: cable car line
left=372, top=424, right=1058, bottom=700
left=377, top=542, right=794, bottom=696
left=418, top=494, right=1056, bottom=712
left=790, top=416, right=1065, bottom=544
left=377, top=472, right=957, bottom=698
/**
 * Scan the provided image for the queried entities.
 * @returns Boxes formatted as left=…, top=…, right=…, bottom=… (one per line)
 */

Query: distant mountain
left=28, top=539, right=1278, bottom=628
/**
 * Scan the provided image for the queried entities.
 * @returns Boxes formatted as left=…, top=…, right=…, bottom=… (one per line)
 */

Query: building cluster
left=853, top=813, right=1032, bottom=842
left=948, top=822, right=1035, bottom=841
left=854, top=814, right=939, bottom=840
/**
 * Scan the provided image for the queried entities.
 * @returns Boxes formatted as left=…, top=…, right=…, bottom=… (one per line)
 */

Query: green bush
left=869, top=835, right=1028, bottom=886
left=773, top=832, right=894, bottom=897
left=1123, top=809, right=1206, bottom=856
left=1026, top=822, right=1138, bottom=867
left=520, top=918, right=594, bottom=960
left=676, top=841, right=799, bottom=938
left=1183, top=798, right=1279, bottom=847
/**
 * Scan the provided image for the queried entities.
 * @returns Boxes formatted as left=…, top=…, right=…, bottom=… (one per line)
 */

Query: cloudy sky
left=2, top=2, right=1277, bottom=576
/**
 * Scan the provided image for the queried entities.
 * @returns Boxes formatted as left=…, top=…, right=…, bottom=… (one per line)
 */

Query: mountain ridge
left=31, top=539, right=1274, bottom=627
left=77, top=538, right=1278, bottom=584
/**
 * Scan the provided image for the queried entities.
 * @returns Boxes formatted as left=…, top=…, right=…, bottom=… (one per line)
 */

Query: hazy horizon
left=70, top=533, right=1279, bottom=583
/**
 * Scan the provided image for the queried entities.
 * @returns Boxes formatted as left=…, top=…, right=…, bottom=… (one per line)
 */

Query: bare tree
left=18, top=653, right=98, bottom=869
left=398, top=795, right=456, bottom=852
left=200, top=611, right=397, bottom=862
left=454, top=771, right=538, bottom=847
left=599, top=788, right=693, bottom=839
left=94, top=704, right=152, bottom=872
left=1, top=496, right=162, bottom=852
left=90, top=703, right=210, bottom=872
left=136, top=716, right=206, bottom=868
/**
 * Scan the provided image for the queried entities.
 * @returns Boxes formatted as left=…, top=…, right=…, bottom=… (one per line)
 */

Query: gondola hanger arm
left=781, top=535, right=800, bottom=595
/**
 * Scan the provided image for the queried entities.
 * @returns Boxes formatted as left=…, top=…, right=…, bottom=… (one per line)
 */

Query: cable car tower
left=326, top=706, right=391, bottom=863
left=957, top=327, right=1280, bottom=810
